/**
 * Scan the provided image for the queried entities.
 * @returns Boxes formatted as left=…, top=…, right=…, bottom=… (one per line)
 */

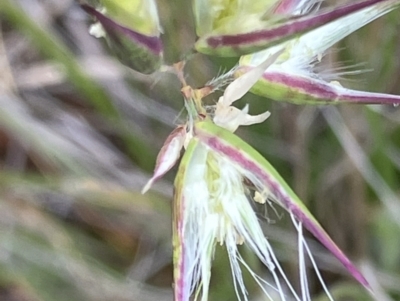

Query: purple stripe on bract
left=339, top=90, right=400, bottom=105
left=287, top=204, right=370, bottom=287
left=262, top=72, right=338, bottom=101
left=197, top=131, right=369, bottom=288
left=174, top=166, right=189, bottom=301
left=81, top=4, right=162, bottom=55
left=263, top=71, right=400, bottom=104
left=207, top=0, right=384, bottom=48
left=174, top=217, right=186, bottom=301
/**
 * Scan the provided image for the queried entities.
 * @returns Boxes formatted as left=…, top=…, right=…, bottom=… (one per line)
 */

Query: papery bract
left=194, top=0, right=390, bottom=56
left=172, top=120, right=370, bottom=301
left=213, top=50, right=283, bottom=131
left=194, top=120, right=369, bottom=288
left=93, top=0, right=161, bottom=36
left=142, top=126, right=186, bottom=194
left=238, top=0, right=400, bottom=104
left=81, top=0, right=163, bottom=74
left=174, top=137, right=293, bottom=301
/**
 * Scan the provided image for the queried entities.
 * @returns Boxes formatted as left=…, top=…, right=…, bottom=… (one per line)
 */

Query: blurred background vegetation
left=0, top=0, right=399, bottom=300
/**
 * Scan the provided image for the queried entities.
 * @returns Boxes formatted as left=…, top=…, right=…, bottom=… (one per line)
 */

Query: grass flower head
left=143, top=55, right=370, bottom=301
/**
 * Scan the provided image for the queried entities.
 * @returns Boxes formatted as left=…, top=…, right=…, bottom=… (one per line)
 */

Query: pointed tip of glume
left=141, top=179, right=154, bottom=194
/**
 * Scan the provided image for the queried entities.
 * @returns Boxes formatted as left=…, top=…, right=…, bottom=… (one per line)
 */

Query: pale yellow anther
left=254, top=191, right=267, bottom=204
left=89, top=22, right=106, bottom=38
left=329, top=80, right=342, bottom=87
